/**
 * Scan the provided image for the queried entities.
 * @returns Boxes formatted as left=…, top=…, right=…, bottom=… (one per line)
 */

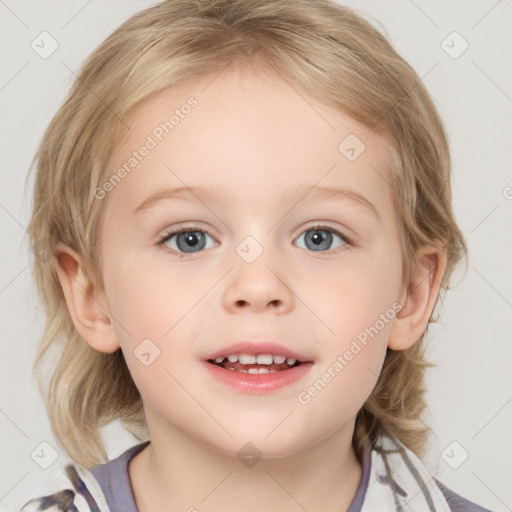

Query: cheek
left=106, top=250, right=204, bottom=340
left=307, top=247, right=401, bottom=402
left=315, top=250, right=402, bottom=335
left=104, top=261, right=213, bottom=396
left=297, top=312, right=393, bottom=424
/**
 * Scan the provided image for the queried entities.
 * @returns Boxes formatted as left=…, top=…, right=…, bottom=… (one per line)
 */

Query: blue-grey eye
left=294, top=227, right=347, bottom=252
left=161, top=230, right=218, bottom=254
left=160, top=225, right=349, bottom=256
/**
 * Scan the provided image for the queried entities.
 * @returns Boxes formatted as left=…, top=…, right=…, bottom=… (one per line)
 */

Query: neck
left=129, top=415, right=363, bottom=512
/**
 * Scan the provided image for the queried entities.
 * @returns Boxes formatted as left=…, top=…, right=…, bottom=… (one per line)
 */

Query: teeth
left=256, top=354, right=273, bottom=365
left=229, top=367, right=277, bottom=373
left=211, top=352, right=303, bottom=375
left=213, top=353, right=299, bottom=365
left=249, top=367, right=273, bottom=374
left=239, top=353, right=256, bottom=364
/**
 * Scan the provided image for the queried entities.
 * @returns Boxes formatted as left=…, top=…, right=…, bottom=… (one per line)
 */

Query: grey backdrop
left=1, top=0, right=511, bottom=510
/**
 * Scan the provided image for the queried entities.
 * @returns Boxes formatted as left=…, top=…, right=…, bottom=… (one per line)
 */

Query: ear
left=53, top=242, right=120, bottom=353
left=388, top=244, right=447, bottom=350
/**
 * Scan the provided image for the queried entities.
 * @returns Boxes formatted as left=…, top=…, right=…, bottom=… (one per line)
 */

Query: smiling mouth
left=207, top=354, right=303, bottom=374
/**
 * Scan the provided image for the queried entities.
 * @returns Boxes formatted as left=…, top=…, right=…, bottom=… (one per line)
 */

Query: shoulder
left=19, top=464, right=110, bottom=512
left=365, top=432, right=497, bottom=512
left=19, top=441, right=149, bottom=512
left=435, top=478, right=495, bottom=512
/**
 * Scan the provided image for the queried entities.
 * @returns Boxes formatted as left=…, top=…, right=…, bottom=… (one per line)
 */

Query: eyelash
left=157, top=224, right=353, bottom=258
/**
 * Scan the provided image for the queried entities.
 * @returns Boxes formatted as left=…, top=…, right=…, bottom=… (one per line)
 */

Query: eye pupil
left=305, top=229, right=332, bottom=251
left=311, top=231, right=323, bottom=244
left=185, top=233, right=199, bottom=246
left=177, top=231, right=206, bottom=252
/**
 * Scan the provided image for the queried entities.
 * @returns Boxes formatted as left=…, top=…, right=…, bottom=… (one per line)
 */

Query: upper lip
left=204, top=341, right=313, bottom=362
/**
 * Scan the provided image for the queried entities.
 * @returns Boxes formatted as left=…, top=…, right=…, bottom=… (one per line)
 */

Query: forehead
left=103, top=66, right=395, bottom=219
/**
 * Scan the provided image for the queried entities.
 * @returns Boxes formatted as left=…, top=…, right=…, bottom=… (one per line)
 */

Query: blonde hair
left=26, top=0, right=468, bottom=467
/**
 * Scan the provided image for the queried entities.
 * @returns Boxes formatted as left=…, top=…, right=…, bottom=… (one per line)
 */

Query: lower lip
left=202, top=361, right=314, bottom=394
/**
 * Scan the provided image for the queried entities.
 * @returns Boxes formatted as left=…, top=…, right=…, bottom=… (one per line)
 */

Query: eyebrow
left=133, top=185, right=226, bottom=215
left=133, top=184, right=380, bottom=220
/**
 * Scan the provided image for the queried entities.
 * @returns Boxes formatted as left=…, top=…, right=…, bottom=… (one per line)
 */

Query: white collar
left=360, top=433, right=450, bottom=512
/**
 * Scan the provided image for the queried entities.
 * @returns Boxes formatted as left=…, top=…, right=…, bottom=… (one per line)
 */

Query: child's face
left=99, top=65, right=406, bottom=457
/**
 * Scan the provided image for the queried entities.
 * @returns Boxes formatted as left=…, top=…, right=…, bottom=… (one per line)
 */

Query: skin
left=55, top=62, right=446, bottom=512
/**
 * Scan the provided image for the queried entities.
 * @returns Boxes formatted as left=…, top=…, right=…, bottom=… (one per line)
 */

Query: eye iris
left=177, top=231, right=205, bottom=253
left=306, top=229, right=332, bottom=251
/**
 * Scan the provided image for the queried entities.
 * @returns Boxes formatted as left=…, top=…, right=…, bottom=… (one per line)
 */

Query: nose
left=222, top=250, right=295, bottom=314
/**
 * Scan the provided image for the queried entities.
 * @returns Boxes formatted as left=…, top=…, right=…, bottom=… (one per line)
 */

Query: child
left=20, top=0, right=493, bottom=510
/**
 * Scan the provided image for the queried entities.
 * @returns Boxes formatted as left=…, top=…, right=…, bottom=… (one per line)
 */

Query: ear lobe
left=388, top=244, right=447, bottom=351
left=54, top=242, right=120, bottom=353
